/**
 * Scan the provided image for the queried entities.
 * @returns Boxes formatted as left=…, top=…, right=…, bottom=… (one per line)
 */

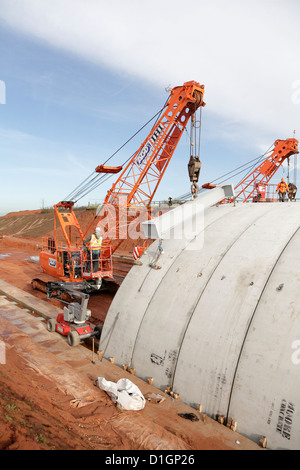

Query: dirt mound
left=0, top=208, right=98, bottom=240
left=0, top=205, right=168, bottom=240
left=0, top=208, right=150, bottom=256
left=3, top=209, right=42, bottom=218
left=0, top=212, right=54, bottom=239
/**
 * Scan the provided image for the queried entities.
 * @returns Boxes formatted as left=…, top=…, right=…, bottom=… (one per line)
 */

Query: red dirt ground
left=0, top=231, right=137, bottom=450
left=0, top=345, right=120, bottom=450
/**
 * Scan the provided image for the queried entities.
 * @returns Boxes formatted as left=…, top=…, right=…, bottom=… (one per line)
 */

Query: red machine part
left=54, top=313, right=94, bottom=337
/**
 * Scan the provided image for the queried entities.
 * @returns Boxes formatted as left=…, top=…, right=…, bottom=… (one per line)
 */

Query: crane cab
left=39, top=236, right=113, bottom=291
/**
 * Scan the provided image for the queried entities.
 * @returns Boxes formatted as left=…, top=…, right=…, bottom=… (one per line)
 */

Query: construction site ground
left=0, top=211, right=263, bottom=451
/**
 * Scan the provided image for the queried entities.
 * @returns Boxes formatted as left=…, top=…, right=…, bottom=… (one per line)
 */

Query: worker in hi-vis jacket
left=83, top=226, right=103, bottom=272
left=276, top=178, right=289, bottom=202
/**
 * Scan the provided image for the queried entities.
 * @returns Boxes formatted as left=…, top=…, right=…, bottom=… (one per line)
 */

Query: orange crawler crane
left=202, top=138, right=299, bottom=203
left=36, top=200, right=113, bottom=293
left=36, top=81, right=206, bottom=296
left=233, top=138, right=299, bottom=203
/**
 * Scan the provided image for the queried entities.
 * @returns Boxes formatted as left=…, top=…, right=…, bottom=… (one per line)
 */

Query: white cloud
left=1, top=0, right=300, bottom=149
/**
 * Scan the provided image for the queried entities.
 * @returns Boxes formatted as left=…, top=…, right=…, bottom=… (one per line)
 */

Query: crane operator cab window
left=47, top=237, right=56, bottom=254
left=63, top=250, right=82, bottom=279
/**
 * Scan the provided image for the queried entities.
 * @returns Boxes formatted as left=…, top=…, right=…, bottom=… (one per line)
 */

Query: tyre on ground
left=47, top=318, right=57, bottom=332
left=67, top=330, right=81, bottom=347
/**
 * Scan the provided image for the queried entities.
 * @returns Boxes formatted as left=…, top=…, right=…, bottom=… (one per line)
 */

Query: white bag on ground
left=97, top=377, right=146, bottom=411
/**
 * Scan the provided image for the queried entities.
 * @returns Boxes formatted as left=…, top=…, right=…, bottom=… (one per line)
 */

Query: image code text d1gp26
left=105, top=454, right=196, bottom=466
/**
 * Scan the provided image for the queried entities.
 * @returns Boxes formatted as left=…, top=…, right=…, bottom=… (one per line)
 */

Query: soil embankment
left=0, top=207, right=98, bottom=240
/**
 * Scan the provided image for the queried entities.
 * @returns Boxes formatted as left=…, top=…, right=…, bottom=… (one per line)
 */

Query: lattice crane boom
left=95, top=80, right=205, bottom=245
left=234, top=138, right=299, bottom=203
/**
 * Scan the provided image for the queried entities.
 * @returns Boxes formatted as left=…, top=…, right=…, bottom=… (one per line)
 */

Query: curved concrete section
left=99, top=199, right=300, bottom=449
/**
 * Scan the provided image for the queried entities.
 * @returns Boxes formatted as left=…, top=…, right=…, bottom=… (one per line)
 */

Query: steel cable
left=175, top=144, right=274, bottom=202
left=64, top=100, right=169, bottom=203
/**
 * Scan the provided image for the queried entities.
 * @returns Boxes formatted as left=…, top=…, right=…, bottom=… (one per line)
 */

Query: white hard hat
left=95, top=226, right=101, bottom=233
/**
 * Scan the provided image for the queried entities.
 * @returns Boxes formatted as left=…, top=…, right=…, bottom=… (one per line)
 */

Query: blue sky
left=0, top=0, right=299, bottom=215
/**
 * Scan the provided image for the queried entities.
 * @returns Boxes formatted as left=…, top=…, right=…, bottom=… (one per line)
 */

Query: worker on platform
left=83, top=226, right=103, bottom=272
left=288, top=182, right=297, bottom=202
left=276, top=178, right=289, bottom=202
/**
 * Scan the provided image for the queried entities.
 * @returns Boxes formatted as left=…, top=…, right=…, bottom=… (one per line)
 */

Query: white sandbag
left=97, top=377, right=146, bottom=411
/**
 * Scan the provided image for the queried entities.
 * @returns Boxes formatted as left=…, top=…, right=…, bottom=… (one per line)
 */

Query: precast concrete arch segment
left=131, top=203, right=277, bottom=386
left=226, top=225, right=300, bottom=449
left=99, top=199, right=235, bottom=366
left=99, top=200, right=300, bottom=449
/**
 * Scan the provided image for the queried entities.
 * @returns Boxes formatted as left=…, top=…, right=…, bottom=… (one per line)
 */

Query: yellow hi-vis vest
left=89, top=234, right=102, bottom=251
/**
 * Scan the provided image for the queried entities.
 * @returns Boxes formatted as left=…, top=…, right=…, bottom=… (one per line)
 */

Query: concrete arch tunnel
left=99, top=186, right=300, bottom=450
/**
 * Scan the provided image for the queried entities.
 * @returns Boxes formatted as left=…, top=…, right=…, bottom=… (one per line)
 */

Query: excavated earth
left=0, top=209, right=263, bottom=451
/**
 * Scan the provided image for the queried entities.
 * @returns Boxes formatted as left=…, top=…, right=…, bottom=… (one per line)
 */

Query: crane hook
left=188, top=155, right=201, bottom=198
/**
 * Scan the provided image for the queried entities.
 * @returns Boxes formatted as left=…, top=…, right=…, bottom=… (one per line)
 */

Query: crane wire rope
left=116, top=95, right=169, bottom=198
left=63, top=99, right=169, bottom=203
left=234, top=143, right=274, bottom=187
left=189, top=108, right=202, bottom=158
left=175, top=144, right=274, bottom=202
